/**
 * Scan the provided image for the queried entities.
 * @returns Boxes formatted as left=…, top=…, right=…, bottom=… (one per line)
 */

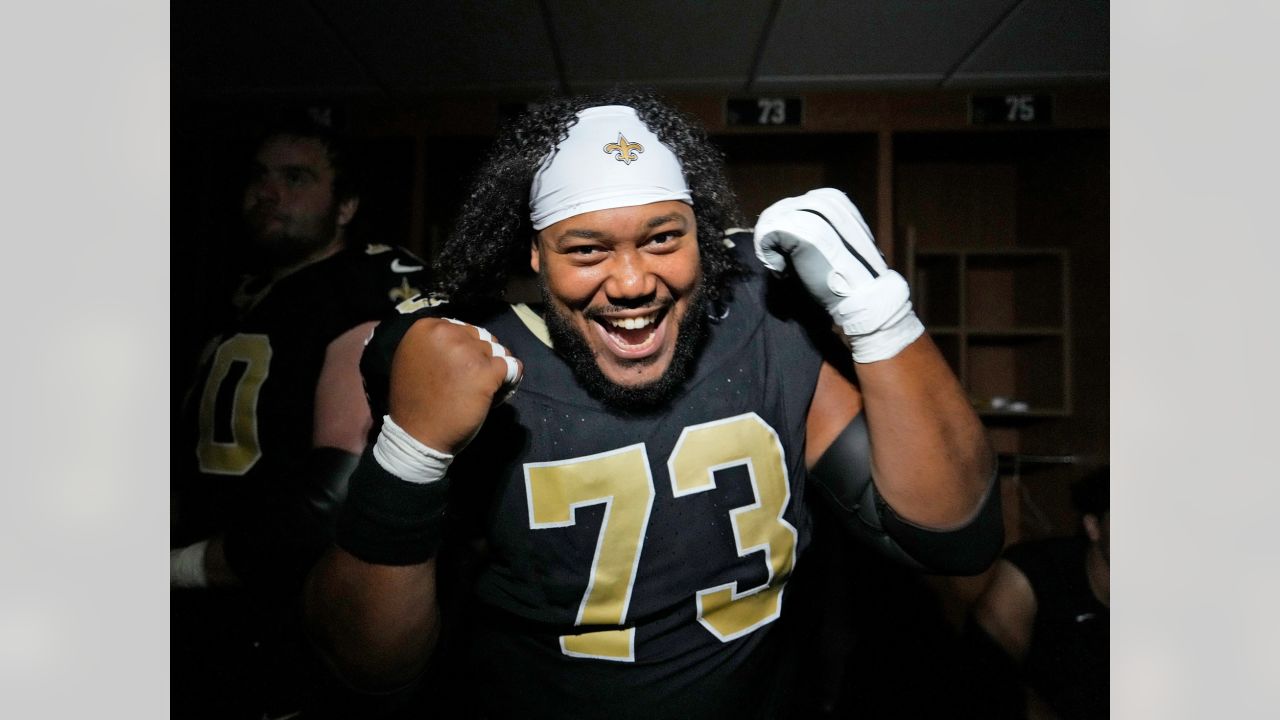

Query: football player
left=171, top=115, right=429, bottom=718
left=306, top=90, right=1001, bottom=718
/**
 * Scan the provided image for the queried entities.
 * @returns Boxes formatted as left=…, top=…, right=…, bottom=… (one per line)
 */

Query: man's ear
left=530, top=237, right=542, bottom=274
left=337, top=197, right=360, bottom=227
left=1083, top=513, right=1101, bottom=543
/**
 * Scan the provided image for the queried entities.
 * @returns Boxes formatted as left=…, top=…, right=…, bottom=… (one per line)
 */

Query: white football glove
left=754, top=188, right=924, bottom=363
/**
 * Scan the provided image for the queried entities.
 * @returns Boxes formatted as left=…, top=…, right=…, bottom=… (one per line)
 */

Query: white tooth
left=610, top=315, right=654, bottom=330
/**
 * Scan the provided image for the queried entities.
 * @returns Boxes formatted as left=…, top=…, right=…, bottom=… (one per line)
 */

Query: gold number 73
left=524, top=412, right=797, bottom=662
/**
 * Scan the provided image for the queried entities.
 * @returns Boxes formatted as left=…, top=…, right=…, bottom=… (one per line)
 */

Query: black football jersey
left=360, top=237, right=835, bottom=718
left=174, top=243, right=429, bottom=549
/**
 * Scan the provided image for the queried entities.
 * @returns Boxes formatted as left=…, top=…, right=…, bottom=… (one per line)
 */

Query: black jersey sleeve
left=327, top=244, right=431, bottom=334
left=358, top=306, right=435, bottom=423
left=357, top=296, right=505, bottom=425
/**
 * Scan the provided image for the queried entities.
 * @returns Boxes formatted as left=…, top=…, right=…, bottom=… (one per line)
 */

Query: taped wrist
left=336, top=418, right=453, bottom=565
left=808, top=414, right=1003, bottom=575
left=372, top=415, right=453, bottom=484
left=170, top=540, right=209, bottom=588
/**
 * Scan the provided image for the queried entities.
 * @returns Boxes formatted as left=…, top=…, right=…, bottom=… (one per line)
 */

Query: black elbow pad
left=874, top=472, right=1004, bottom=576
left=807, top=414, right=1004, bottom=575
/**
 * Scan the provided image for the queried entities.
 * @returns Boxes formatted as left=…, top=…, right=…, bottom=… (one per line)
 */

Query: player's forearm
left=304, top=548, right=441, bottom=690
left=304, top=416, right=454, bottom=688
left=855, top=335, right=994, bottom=528
left=753, top=189, right=991, bottom=528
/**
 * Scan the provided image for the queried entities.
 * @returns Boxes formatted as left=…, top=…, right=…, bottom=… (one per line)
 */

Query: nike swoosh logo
left=1075, top=612, right=1096, bottom=623
left=391, top=258, right=424, bottom=273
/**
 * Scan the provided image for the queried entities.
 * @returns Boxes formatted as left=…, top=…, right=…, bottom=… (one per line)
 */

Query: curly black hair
left=435, top=87, right=747, bottom=307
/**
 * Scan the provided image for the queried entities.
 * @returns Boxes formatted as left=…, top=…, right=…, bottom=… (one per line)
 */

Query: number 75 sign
left=970, top=93, right=1054, bottom=125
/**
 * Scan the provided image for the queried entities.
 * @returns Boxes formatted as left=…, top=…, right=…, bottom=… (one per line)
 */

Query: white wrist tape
left=170, top=540, right=209, bottom=589
left=372, top=415, right=454, bottom=485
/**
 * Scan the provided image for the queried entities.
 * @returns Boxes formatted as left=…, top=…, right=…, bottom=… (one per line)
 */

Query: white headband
left=529, top=105, right=693, bottom=230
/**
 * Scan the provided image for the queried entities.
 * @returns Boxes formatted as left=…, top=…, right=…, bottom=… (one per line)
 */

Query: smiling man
left=305, top=91, right=1002, bottom=718
left=535, top=200, right=705, bottom=408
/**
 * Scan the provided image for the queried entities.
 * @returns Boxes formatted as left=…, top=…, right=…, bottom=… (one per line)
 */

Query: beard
left=243, top=205, right=341, bottom=273
left=541, top=280, right=710, bottom=414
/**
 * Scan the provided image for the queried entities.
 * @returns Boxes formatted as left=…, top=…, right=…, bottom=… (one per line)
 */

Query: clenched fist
left=387, top=317, right=522, bottom=455
left=754, top=188, right=924, bottom=363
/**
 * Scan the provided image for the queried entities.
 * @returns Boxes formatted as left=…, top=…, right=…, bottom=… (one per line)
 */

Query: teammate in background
left=171, top=113, right=428, bottom=718
left=305, top=89, right=1002, bottom=718
left=970, top=467, right=1110, bottom=719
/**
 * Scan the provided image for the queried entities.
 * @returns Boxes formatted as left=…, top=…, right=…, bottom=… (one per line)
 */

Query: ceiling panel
left=951, top=0, right=1109, bottom=85
left=548, top=0, right=775, bottom=91
left=172, top=1, right=1109, bottom=101
left=756, top=0, right=1021, bottom=89
left=315, top=0, right=562, bottom=95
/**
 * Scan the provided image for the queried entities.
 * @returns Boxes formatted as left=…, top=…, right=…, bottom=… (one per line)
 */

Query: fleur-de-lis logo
left=603, top=133, right=644, bottom=165
left=388, top=276, right=421, bottom=303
